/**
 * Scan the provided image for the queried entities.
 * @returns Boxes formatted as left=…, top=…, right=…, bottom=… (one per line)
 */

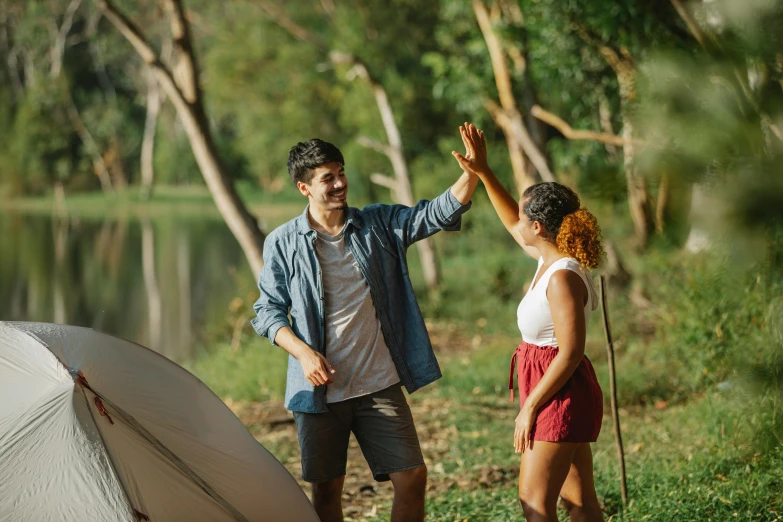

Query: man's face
left=297, top=161, right=348, bottom=211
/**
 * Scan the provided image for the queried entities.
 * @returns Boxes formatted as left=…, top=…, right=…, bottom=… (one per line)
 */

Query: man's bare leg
left=312, top=475, right=345, bottom=522
left=389, top=465, right=427, bottom=522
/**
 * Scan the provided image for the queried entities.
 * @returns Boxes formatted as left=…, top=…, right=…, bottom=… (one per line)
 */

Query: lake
left=0, top=209, right=289, bottom=363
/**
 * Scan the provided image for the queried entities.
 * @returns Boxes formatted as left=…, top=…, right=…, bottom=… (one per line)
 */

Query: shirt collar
left=295, top=205, right=362, bottom=235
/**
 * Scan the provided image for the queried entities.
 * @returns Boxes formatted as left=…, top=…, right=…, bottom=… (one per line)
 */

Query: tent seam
left=77, top=386, right=145, bottom=522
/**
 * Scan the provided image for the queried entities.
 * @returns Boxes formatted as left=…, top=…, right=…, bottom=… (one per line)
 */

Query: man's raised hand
left=452, top=122, right=489, bottom=178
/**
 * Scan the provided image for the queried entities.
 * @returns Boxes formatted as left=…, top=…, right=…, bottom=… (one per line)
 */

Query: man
left=251, top=125, right=482, bottom=522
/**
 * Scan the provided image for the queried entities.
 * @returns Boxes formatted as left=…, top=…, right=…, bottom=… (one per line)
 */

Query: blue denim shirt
left=251, top=189, right=472, bottom=413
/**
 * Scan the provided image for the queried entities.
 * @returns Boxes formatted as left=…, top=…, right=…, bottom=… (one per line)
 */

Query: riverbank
left=0, top=184, right=303, bottom=224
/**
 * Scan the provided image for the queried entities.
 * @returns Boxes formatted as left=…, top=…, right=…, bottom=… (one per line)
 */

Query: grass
left=190, top=333, right=782, bottom=521
left=186, top=219, right=782, bottom=521
left=0, top=183, right=303, bottom=224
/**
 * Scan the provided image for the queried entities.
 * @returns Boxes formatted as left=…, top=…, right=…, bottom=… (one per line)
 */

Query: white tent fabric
left=0, top=322, right=319, bottom=522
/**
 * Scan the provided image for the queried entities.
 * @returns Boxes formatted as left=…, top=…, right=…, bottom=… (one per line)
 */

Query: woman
left=453, top=123, right=605, bottom=522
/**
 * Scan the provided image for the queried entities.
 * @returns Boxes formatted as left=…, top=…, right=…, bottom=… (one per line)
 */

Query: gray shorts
left=292, top=383, right=424, bottom=483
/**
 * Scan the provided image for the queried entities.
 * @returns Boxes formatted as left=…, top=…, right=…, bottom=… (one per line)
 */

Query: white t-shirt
left=517, top=257, right=598, bottom=347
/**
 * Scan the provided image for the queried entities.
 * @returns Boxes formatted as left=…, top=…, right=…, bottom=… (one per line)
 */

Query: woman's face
left=517, top=198, right=538, bottom=246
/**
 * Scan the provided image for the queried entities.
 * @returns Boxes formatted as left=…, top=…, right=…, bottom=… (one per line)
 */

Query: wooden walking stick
left=599, top=275, right=628, bottom=506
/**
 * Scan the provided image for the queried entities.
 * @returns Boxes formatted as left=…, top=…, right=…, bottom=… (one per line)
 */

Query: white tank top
left=517, top=257, right=598, bottom=347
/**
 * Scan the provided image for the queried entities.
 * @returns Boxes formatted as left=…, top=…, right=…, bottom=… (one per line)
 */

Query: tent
left=0, top=321, right=319, bottom=522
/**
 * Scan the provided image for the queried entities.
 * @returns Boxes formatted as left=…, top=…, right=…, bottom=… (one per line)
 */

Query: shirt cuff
left=250, top=316, right=290, bottom=347
left=442, top=188, right=473, bottom=218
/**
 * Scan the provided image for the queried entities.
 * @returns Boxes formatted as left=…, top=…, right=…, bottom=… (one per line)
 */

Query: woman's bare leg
left=559, top=443, right=604, bottom=522
left=518, top=441, right=579, bottom=521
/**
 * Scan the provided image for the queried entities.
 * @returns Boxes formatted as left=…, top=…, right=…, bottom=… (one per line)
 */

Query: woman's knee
left=560, top=496, right=603, bottom=521
left=518, top=487, right=556, bottom=518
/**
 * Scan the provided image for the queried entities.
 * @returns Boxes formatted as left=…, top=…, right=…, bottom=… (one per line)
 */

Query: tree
left=526, top=0, right=693, bottom=248
left=257, top=0, right=443, bottom=292
left=94, top=0, right=266, bottom=275
left=472, top=0, right=554, bottom=194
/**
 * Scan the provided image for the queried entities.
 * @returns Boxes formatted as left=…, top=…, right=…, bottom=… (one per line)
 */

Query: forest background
left=1, top=0, right=782, bottom=520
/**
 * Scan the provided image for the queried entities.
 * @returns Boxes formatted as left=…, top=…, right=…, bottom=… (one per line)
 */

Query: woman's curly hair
left=521, top=182, right=604, bottom=269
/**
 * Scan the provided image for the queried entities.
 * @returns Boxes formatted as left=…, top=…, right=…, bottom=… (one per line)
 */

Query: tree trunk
left=52, top=218, right=69, bottom=325
left=256, top=3, right=441, bottom=289
left=49, top=0, right=83, bottom=79
left=106, top=135, right=128, bottom=190
left=684, top=182, right=711, bottom=253
left=620, top=109, right=653, bottom=248
left=63, top=84, right=115, bottom=193
left=345, top=58, right=440, bottom=292
left=140, top=69, right=161, bottom=199
left=473, top=0, right=554, bottom=195
left=96, top=0, right=266, bottom=275
left=598, top=92, right=619, bottom=161
left=166, top=86, right=266, bottom=274
left=655, top=172, right=670, bottom=235
left=575, top=25, right=654, bottom=249
left=142, top=220, right=162, bottom=351
left=502, top=131, right=528, bottom=198
left=177, top=232, right=192, bottom=358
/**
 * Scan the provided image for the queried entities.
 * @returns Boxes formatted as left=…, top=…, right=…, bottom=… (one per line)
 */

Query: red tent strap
left=75, top=371, right=90, bottom=390
left=134, top=509, right=150, bottom=521
left=93, top=396, right=114, bottom=425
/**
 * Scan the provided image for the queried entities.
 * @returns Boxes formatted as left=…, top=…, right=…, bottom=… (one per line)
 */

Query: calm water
left=0, top=211, right=263, bottom=363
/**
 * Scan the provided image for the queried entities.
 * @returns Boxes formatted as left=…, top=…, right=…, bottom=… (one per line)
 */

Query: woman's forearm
left=526, top=351, right=584, bottom=410
left=478, top=169, right=522, bottom=235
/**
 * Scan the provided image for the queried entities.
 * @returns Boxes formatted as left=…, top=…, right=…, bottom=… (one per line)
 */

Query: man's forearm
left=450, top=171, right=479, bottom=205
left=273, top=326, right=313, bottom=361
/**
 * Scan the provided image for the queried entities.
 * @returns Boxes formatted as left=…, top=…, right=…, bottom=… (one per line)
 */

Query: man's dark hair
left=287, top=139, right=345, bottom=185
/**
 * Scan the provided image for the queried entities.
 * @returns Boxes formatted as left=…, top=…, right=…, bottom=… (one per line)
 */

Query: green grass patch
left=0, top=184, right=304, bottom=224
left=186, top=337, right=288, bottom=403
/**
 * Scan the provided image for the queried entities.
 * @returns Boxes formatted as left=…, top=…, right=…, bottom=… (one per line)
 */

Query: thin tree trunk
left=0, top=2, right=23, bottom=98
left=370, top=81, right=439, bottom=292
left=49, top=0, right=83, bottom=79
left=6, top=45, right=24, bottom=96
left=258, top=1, right=440, bottom=287
left=63, top=84, right=115, bottom=193
left=23, top=48, right=36, bottom=88
left=140, top=69, right=161, bottom=199
left=655, top=172, right=670, bottom=235
left=52, top=218, right=69, bottom=325
left=599, top=275, right=629, bottom=507
left=598, top=92, right=619, bottom=160
left=620, top=111, right=653, bottom=248
left=142, top=220, right=162, bottom=351
left=107, top=135, right=128, bottom=190
left=27, top=274, right=40, bottom=318
left=575, top=24, right=653, bottom=248
left=177, top=232, right=192, bottom=359
left=96, top=0, right=266, bottom=275
left=473, top=0, right=554, bottom=194
left=341, top=56, right=440, bottom=292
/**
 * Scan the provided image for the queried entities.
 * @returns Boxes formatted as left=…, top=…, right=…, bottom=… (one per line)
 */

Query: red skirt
left=509, top=341, right=603, bottom=442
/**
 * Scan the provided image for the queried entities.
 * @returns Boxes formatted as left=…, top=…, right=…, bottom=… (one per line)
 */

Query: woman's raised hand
left=452, top=122, right=489, bottom=178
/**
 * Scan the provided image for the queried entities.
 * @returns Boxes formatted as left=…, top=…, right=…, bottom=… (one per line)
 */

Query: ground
left=221, top=323, right=783, bottom=521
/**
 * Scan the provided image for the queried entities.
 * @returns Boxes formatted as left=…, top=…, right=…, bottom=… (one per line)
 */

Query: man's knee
left=392, top=465, right=427, bottom=494
left=312, top=477, right=344, bottom=505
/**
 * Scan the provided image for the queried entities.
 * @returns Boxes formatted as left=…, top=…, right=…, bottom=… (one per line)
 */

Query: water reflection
left=0, top=212, right=247, bottom=362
